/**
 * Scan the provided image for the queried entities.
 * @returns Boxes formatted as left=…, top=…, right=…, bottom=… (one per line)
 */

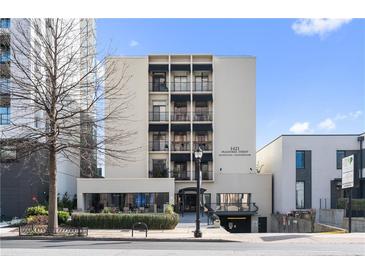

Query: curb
left=0, top=235, right=237, bottom=243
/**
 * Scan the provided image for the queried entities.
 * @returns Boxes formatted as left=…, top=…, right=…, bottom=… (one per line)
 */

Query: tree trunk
left=48, top=145, right=58, bottom=234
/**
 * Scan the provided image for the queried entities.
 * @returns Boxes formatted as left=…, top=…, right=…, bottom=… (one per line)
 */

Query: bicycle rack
left=131, top=222, right=148, bottom=237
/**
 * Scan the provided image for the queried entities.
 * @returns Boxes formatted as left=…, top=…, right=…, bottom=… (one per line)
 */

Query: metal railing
left=149, top=112, right=169, bottom=122
left=171, top=141, right=190, bottom=151
left=191, top=170, right=213, bottom=180
left=149, top=141, right=169, bottom=151
left=171, top=82, right=190, bottom=92
left=18, top=224, right=88, bottom=236
left=193, top=111, right=213, bottom=121
left=171, top=170, right=191, bottom=180
left=193, top=141, right=212, bottom=151
left=193, top=81, right=212, bottom=92
left=149, top=168, right=169, bottom=178
left=209, top=203, right=259, bottom=213
left=149, top=81, right=168, bottom=92
left=171, top=112, right=190, bottom=121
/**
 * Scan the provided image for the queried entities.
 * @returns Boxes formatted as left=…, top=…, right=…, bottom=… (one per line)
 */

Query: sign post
left=342, top=155, right=354, bottom=233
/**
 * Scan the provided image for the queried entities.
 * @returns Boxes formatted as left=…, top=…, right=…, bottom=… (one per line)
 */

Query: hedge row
left=70, top=213, right=179, bottom=230
left=337, top=198, right=365, bottom=210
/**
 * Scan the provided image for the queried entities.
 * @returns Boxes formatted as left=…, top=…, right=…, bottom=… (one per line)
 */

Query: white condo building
left=77, top=54, right=272, bottom=233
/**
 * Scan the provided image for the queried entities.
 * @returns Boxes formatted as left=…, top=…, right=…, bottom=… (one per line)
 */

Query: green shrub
left=164, top=204, right=174, bottom=214
left=58, top=211, right=70, bottom=224
left=26, top=206, right=48, bottom=217
left=26, top=215, right=48, bottom=225
left=71, top=213, right=179, bottom=230
left=337, top=198, right=365, bottom=210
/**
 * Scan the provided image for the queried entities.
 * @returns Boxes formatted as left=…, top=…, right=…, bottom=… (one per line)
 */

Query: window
left=173, top=76, right=188, bottom=91
left=0, top=145, right=16, bottom=162
left=296, top=151, right=305, bottom=169
left=336, top=150, right=346, bottom=169
left=296, top=181, right=305, bottom=209
left=0, top=106, right=10, bottom=125
left=0, top=19, right=10, bottom=29
left=216, top=193, right=251, bottom=205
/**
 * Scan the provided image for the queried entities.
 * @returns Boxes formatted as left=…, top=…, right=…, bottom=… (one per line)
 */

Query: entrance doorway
left=183, top=194, right=196, bottom=212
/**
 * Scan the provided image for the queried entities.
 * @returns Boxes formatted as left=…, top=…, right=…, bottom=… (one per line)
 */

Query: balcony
left=149, top=141, right=169, bottom=152
left=171, top=141, right=190, bottom=152
left=171, top=112, right=190, bottom=122
left=192, top=170, right=213, bottom=180
left=193, top=81, right=212, bottom=92
left=149, top=112, right=169, bottom=122
left=149, top=82, right=168, bottom=92
left=171, top=82, right=190, bottom=92
left=193, top=111, right=212, bottom=121
left=193, top=141, right=212, bottom=151
left=172, top=170, right=191, bottom=181
left=149, top=168, right=169, bottom=178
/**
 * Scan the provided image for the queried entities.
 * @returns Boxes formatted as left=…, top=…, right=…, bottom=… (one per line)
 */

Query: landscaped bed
left=70, top=212, right=179, bottom=230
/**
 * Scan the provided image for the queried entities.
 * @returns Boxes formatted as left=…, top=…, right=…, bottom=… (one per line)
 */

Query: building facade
left=257, top=133, right=365, bottom=219
left=0, top=18, right=97, bottom=219
left=77, top=54, right=272, bottom=233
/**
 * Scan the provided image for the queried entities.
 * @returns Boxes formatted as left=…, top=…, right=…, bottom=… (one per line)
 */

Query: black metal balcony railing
left=193, top=111, right=213, bottom=121
left=193, top=170, right=213, bottom=181
left=209, top=203, right=259, bottom=213
left=149, top=82, right=168, bottom=92
left=171, top=112, right=190, bottom=121
left=149, top=112, right=169, bottom=122
left=171, top=141, right=190, bottom=151
left=149, top=141, right=169, bottom=151
left=149, top=168, right=169, bottom=178
left=193, top=141, right=212, bottom=151
left=172, top=170, right=191, bottom=180
left=193, top=81, right=212, bottom=92
left=171, top=82, right=190, bottom=92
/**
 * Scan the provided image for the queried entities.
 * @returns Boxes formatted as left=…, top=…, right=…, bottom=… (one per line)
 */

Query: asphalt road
left=1, top=239, right=365, bottom=255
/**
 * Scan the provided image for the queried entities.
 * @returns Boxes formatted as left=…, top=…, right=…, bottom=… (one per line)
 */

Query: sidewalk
left=1, top=226, right=365, bottom=244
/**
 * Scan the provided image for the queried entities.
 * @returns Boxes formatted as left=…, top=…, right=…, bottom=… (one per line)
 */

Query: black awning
left=193, top=124, right=212, bottom=131
left=193, top=64, right=212, bottom=72
left=171, top=64, right=190, bottom=71
left=171, top=94, right=190, bottom=102
left=178, top=187, right=207, bottom=195
left=171, top=153, right=190, bottom=162
left=193, top=94, right=213, bottom=101
left=171, top=124, right=190, bottom=132
left=149, top=64, right=168, bottom=72
left=149, top=124, right=168, bottom=131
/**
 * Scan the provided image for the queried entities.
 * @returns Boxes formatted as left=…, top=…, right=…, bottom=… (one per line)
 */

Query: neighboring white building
left=257, top=133, right=365, bottom=219
left=77, top=54, right=272, bottom=233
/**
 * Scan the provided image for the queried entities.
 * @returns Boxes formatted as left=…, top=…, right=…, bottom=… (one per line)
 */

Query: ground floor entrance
left=176, top=187, right=207, bottom=213
left=219, top=215, right=252, bottom=233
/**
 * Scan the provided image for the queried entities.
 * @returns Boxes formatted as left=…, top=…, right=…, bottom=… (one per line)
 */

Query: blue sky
left=96, top=19, right=365, bottom=149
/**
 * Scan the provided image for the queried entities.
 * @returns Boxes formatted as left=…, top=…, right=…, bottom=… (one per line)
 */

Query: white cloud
left=292, top=19, right=352, bottom=38
left=318, top=118, right=336, bottom=130
left=129, top=40, right=139, bottom=47
left=334, top=110, right=363, bottom=121
left=289, top=122, right=310, bottom=134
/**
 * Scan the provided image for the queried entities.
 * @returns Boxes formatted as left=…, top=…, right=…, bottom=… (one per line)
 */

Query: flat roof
left=257, top=133, right=364, bottom=153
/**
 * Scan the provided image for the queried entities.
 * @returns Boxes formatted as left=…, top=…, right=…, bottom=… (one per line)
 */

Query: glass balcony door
left=152, top=132, right=167, bottom=151
left=152, top=72, right=167, bottom=91
left=152, top=101, right=167, bottom=121
left=195, top=75, right=209, bottom=91
left=173, top=76, right=188, bottom=91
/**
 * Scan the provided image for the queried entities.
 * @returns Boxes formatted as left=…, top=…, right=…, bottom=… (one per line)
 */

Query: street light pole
left=194, top=147, right=203, bottom=238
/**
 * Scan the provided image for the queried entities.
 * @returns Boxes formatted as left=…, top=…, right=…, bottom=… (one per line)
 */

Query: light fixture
left=194, top=147, right=203, bottom=160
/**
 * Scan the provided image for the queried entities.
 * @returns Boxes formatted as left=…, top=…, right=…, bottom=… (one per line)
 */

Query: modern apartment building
left=0, top=18, right=97, bottom=219
left=257, top=133, right=365, bottom=219
left=77, top=54, right=272, bottom=233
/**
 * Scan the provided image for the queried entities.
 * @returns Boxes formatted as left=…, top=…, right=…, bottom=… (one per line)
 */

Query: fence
left=19, top=224, right=88, bottom=236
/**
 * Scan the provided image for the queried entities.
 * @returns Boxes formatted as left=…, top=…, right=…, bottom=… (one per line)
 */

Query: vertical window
left=296, top=181, right=305, bottom=209
left=0, top=19, right=11, bottom=29
left=0, top=106, right=10, bottom=125
left=296, top=151, right=305, bottom=169
left=336, top=150, right=346, bottom=169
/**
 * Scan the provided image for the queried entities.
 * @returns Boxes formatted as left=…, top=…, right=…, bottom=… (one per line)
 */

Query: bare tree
left=0, top=18, right=137, bottom=234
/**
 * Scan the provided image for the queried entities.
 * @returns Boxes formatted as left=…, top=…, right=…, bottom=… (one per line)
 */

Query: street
left=1, top=239, right=364, bottom=256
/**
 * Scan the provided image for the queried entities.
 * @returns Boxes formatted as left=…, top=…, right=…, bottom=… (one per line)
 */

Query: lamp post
left=194, top=147, right=203, bottom=238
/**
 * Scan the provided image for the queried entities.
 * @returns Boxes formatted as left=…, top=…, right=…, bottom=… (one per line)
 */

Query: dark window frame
left=295, top=180, right=305, bottom=209
left=296, top=150, right=305, bottom=169
left=336, top=150, right=346, bottom=169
